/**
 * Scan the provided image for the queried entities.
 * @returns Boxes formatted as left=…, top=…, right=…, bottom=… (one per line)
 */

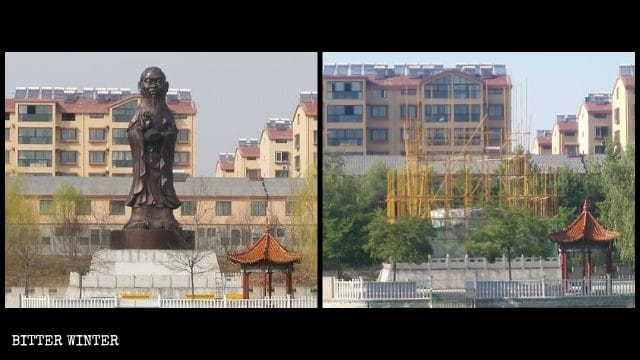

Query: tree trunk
left=507, top=248, right=512, bottom=281
left=391, top=259, right=396, bottom=281
left=191, top=268, right=195, bottom=300
left=24, top=264, right=29, bottom=299
left=79, top=274, right=83, bottom=299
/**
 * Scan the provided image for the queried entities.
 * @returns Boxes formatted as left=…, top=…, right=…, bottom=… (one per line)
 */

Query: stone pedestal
left=110, top=229, right=194, bottom=250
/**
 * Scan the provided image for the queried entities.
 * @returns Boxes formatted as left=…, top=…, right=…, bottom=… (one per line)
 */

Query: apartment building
left=533, top=130, right=552, bottom=155
left=322, top=63, right=512, bottom=156
left=577, top=93, right=611, bottom=155
left=291, top=91, right=317, bottom=177
left=259, top=118, right=292, bottom=178
left=552, top=114, right=579, bottom=156
left=215, top=153, right=235, bottom=177
left=232, top=139, right=260, bottom=178
left=611, top=65, right=635, bottom=151
left=5, top=87, right=195, bottom=177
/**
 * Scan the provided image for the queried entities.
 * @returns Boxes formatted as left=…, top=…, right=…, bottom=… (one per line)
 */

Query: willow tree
left=5, top=178, right=42, bottom=297
left=290, top=167, right=318, bottom=281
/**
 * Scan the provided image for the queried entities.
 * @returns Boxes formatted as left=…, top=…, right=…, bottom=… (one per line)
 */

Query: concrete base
left=110, top=229, right=194, bottom=250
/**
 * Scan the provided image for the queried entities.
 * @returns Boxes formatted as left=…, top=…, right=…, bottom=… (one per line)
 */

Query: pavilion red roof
left=549, top=201, right=620, bottom=243
left=228, top=228, right=301, bottom=265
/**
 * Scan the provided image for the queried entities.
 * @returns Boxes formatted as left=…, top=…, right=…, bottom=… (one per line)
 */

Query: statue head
left=138, top=66, right=169, bottom=99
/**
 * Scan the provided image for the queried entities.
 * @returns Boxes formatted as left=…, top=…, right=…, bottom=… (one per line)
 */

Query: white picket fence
left=334, top=278, right=431, bottom=300
left=475, top=275, right=635, bottom=299
left=21, top=295, right=316, bottom=308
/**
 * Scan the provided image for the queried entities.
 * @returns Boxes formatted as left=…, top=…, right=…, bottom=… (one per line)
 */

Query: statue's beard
left=142, top=89, right=166, bottom=107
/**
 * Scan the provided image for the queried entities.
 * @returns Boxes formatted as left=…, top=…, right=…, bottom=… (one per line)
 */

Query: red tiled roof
left=368, top=75, right=424, bottom=89
left=239, top=146, right=260, bottom=158
left=302, top=101, right=317, bottom=116
left=549, top=201, right=620, bottom=243
left=536, top=136, right=551, bottom=145
left=584, top=103, right=611, bottom=112
left=218, top=159, right=234, bottom=171
left=5, top=99, right=15, bottom=112
left=482, top=75, right=511, bottom=87
left=556, top=121, right=578, bottom=132
left=267, top=127, right=292, bottom=141
left=4, top=96, right=196, bottom=115
left=621, top=75, right=635, bottom=89
left=228, top=228, right=301, bottom=265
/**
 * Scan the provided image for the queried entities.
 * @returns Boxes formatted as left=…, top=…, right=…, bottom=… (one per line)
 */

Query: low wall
left=378, top=256, right=561, bottom=289
left=476, top=296, right=635, bottom=308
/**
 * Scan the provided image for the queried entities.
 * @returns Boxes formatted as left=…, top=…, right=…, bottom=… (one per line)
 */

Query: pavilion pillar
left=262, top=269, right=267, bottom=298
left=582, top=250, right=587, bottom=278
left=267, top=270, right=273, bottom=299
left=586, top=250, right=592, bottom=280
left=285, top=267, right=292, bottom=298
left=605, top=249, right=613, bottom=275
left=242, top=270, right=250, bottom=300
left=560, top=250, right=568, bottom=281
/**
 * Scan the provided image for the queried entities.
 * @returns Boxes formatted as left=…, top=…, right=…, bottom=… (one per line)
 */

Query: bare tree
left=5, top=179, right=42, bottom=298
left=289, top=171, right=318, bottom=278
left=163, top=248, right=217, bottom=299
left=53, top=183, right=104, bottom=299
left=188, top=178, right=214, bottom=250
left=91, top=201, right=113, bottom=248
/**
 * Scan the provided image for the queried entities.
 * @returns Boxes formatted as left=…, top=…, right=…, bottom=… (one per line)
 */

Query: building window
left=370, top=105, right=388, bottom=119
left=18, top=105, right=53, bottom=122
left=40, top=200, right=54, bottom=215
left=400, top=89, right=417, bottom=96
left=18, top=128, right=52, bottom=144
left=294, top=134, right=300, bottom=148
left=246, top=169, right=260, bottom=179
left=251, top=201, right=267, bottom=216
left=453, top=128, right=481, bottom=146
left=181, top=201, right=196, bottom=216
left=453, top=76, right=480, bottom=99
left=112, top=151, right=132, bottom=167
left=89, top=172, right=107, bottom=177
left=173, top=114, right=188, bottom=120
left=216, top=201, right=231, bottom=216
left=286, top=200, right=294, bottom=216
left=488, top=104, right=504, bottom=119
left=5, top=128, right=9, bottom=141
left=593, top=113, right=608, bottom=119
left=61, top=113, right=76, bottom=121
left=488, top=88, right=503, bottom=95
left=424, top=75, right=451, bottom=99
left=75, top=199, right=91, bottom=215
left=112, top=100, right=138, bottom=122
left=59, top=151, right=77, bottom=164
left=564, top=131, right=576, bottom=137
left=90, top=229, right=100, bottom=245
left=275, top=139, right=287, bottom=144
left=42, top=237, right=51, bottom=246
left=89, top=128, right=106, bottom=141
left=614, top=108, right=620, bottom=124
left=594, top=126, right=609, bottom=138
left=246, top=157, right=257, bottom=161
left=327, top=81, right=362, bottom=99
left=109, top=200, right=125, bottom=215
left=5, top=112, right=9, bottom=120
left=424, top=104, right=449, bottom=123
left=313, top=130, right=317, bottom=145
left=327, top=129, right=363, bottom=147
left=112, top=128, right=128, bottom=145
left=18, top=150, right=52, bottom=167
left=89, top=113, right=104, bottom=119
left=59, top=128, right=77, bottom=141
left=79, top=237, right=89, bottom=246
left=89, top=151, right=106, bottom=164
left=5, top=150, right=9, bottom=164
left=327, top=105, right=363, bottom=123
left=488, top=128, right=502, bottom=142
left=400, top=105, right=418, bottom=120
left=369, top=129, right=388, bottom=142
left=371, top=89, right=387, bottom=98
left=174, top=152, right=189, bottom=164
left=275, top=151, right=290, bottom=163
left=427, top=128, right=449, bottom=146
left=454, top=104, right=470, bottom=122
left=177, top=129, right=189, bottom=142
left=594, top=145, right=605, bottom=154
left=275, top=170, right=289, bottom=178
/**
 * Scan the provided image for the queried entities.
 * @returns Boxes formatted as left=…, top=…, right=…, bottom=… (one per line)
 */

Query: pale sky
left=324, top=52, right=634, bottom=151
left=5, top=52, right=317, bottom=176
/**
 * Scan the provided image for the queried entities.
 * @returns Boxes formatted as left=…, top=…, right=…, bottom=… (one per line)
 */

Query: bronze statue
left=124, top=66, right=181, bottom=229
